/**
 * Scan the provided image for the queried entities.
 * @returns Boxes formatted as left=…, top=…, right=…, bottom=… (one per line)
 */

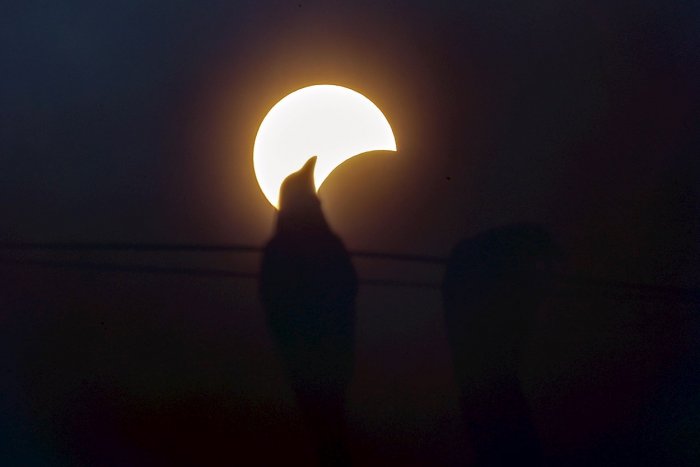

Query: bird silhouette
left=260, top=156, right=357, bottom=466
left=442, top=223, right=558, bottom=467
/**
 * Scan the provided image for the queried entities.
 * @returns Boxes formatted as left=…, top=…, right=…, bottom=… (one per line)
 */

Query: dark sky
left=3, top=0, right=698, bottom=284
left=2, top=1, right=700, bottom=465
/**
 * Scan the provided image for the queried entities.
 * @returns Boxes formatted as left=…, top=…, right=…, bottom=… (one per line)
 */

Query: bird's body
left=261, top=230, right=357, bottom=397
left=260, top=157, right=357, bottom=466
left=442, top=224, right=556, bottom=466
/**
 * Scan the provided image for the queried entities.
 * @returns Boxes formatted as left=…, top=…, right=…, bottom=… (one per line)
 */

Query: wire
left=0, top=257, right=440, bottom=289
left=0, top=242, right=446, bottom=264
left=1, top=242, right=698, bottom=301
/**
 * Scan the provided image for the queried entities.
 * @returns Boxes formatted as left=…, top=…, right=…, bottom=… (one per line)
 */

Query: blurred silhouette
left=259, top=157, right=357, bottom=467
left=442, top=223, right=558, bottom=466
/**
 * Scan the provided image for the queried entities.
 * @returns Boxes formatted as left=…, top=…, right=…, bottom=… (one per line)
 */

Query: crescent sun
left=253, top=85, right=397, bottom=208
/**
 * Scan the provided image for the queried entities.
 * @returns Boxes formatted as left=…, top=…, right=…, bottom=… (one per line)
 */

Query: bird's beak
left=300, top=156, right=317, bottom=190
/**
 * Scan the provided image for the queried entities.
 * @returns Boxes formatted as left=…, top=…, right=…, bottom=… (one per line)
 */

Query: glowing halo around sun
left=253, top=85, right=397, bottom=208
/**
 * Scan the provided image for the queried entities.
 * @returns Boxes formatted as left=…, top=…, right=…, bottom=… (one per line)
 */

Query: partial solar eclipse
left=253, top=85, right=397, bottom=208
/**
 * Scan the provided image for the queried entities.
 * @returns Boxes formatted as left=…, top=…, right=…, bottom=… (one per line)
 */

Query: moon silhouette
left=253, top=85, right=397, bottom=208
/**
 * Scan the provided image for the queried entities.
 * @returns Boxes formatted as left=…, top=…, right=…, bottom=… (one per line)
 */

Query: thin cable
left=0, top=257, right=440, bottom=289
left=0, top=241, right=446, bottom=264
left=1, top=242, right=698, bottom=300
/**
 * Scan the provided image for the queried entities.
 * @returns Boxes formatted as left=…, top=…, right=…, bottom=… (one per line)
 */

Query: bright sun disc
left=253, top=85, right=397, bottom=208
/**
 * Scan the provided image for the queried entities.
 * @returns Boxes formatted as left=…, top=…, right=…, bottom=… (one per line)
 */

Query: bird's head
left=276, top=156, right=328, bottom=232
left=279, top=156, right=318, bottom=210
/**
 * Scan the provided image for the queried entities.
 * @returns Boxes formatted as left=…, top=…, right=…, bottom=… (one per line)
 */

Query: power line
left=0, top=241, right=446, bottom=264
left=0, top=257, right=256, bottom=280
left=557, top=274, right=700, bottom=303
left=0, top=242, right=262, bottom=254
left=2, top=256, right=700, bottom=302
left=1, top=242, right=698, bottom=301
left=0, top=257, right=439, bottom=289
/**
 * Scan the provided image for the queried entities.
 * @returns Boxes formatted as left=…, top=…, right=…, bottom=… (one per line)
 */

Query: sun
left=253, top=85, right=397, bottom=208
